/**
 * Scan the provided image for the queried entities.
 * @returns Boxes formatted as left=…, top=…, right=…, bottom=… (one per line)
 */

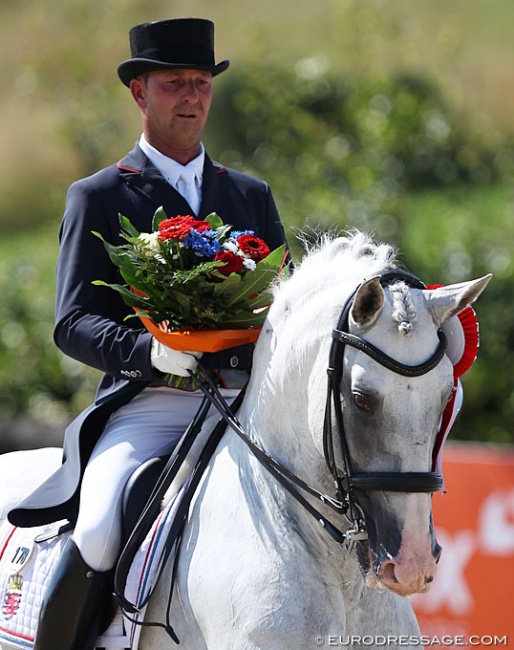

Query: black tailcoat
left=9, top=144, right=288, bottom=527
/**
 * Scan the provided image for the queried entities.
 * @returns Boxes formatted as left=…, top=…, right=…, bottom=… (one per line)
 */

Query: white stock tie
left=177, top=167, right=200, bottom=215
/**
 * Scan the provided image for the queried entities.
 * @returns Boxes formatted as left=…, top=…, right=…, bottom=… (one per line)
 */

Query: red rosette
left=427, top=284, right=480, bottom=378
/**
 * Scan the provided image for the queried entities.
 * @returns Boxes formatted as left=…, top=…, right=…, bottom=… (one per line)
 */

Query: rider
left=8, top=18, right=289, bottom=650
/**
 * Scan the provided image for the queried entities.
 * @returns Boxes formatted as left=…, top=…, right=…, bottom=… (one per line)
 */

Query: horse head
left=249, top=232, right=491, bottom=598
left=342, top=273, right=490, bottom=596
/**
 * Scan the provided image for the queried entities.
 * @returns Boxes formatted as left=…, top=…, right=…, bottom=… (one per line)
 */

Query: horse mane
left=264, top=231, right=405, bottom=381
left=274, top=231, right=419, bottom=338
left=389, top=282, right=417, bottom=335
left=274, top=229, right=400, bottom=307
left=296, top=228, right=398, bottom=271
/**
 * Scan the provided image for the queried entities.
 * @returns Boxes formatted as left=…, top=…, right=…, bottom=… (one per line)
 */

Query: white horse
left=0, top=232, right=491, bottom=650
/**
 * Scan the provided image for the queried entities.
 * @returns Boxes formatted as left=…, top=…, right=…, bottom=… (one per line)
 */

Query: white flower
left=223, top=240, right=239, bottom=254
left=137, top=232, right=161, bottom=255
left=242, top=258, right=257, bottom=271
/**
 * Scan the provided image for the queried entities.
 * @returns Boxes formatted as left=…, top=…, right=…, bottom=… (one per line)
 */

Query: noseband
left=323, top=270, right=446, bottom=538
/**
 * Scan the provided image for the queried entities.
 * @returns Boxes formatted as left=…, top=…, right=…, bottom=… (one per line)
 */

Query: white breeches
left=72, top=386, right=237, bottom=572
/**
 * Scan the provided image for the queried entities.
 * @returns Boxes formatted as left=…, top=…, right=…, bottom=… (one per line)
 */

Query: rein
left=191, top=368, right=350, bottom=545
left=324, top=269, right=446, bottom=532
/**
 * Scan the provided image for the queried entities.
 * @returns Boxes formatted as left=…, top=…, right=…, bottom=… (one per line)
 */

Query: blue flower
left=183, top=229, right=221, bottom=258
left=230, top=229, right=255, bottom=239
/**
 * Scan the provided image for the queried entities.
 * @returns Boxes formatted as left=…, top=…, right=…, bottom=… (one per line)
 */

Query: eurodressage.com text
left=314, top=635, right=509, bottom=646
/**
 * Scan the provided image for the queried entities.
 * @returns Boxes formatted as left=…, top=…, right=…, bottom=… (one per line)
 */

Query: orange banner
left=412, top=443, right=514, bottom=647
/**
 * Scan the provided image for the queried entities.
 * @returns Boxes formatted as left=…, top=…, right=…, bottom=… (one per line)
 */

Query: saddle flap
left=121, top=456, right=168, bottom=546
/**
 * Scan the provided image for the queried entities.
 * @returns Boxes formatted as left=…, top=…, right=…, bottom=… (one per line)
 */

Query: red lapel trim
left=117, top=161, right=141, bottom=173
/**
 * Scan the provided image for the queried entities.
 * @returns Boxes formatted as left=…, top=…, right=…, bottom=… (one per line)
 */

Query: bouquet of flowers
left=92, top=208, right=288, bottom=353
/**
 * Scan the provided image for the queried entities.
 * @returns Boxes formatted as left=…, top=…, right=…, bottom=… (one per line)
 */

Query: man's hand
left=150, top=338, right=202, bottom=377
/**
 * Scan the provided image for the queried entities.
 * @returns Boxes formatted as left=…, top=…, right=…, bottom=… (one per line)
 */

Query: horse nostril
left=379, top=561, right=398, bottom=584
left=425, top=575, right=434, bottom=584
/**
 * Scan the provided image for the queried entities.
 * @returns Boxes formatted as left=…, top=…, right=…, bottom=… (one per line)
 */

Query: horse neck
left=237, top=319, right=335, bottom=497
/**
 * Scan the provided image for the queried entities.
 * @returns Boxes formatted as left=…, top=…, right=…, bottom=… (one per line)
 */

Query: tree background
left=1, top=0, right=513, bottom=450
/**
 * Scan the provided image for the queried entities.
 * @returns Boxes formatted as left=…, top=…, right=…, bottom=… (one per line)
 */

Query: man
left=9, top=18, right=289, bottom=650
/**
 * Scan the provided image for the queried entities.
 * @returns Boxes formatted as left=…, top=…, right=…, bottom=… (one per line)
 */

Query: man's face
left=130, top=68, right=213, bottom=162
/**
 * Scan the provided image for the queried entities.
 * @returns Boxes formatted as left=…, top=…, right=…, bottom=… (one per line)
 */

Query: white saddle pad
left=0, top=483, right=186, bottom=650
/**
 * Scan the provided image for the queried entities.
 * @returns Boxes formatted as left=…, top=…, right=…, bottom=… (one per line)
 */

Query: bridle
left=323, top=269, right=447, bottom=544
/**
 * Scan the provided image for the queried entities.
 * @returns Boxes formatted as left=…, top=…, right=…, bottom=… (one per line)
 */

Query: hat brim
left=117, top=58, right=230, bottom=86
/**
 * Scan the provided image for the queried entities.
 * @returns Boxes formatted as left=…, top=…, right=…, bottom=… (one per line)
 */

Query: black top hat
left=117, top=18, right=230, bottom=87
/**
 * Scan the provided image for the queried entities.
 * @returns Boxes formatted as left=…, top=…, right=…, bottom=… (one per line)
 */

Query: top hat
left=117, top=18, right=230, bottom=87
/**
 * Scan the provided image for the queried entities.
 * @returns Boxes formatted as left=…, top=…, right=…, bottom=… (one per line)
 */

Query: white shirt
left=138, top=134, right=204, bottom=215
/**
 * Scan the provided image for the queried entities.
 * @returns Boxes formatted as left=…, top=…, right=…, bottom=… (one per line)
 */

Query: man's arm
left=53, top=179, right=161, bottom=382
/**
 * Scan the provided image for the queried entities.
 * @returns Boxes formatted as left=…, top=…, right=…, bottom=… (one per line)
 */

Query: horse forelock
left=388, top=282, right=417, bottom=336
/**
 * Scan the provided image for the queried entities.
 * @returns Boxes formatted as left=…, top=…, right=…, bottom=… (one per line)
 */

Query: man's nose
left=183, top=81, right=199, bottom=102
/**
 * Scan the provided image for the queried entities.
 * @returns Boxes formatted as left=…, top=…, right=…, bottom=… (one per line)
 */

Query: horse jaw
left=424, top=274, right=492, bottom=326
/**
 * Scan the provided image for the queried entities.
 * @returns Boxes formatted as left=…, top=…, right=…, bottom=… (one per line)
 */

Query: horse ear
left=424, top=274, right=492, bottom=326
left=349, top=276, right=385, bottom=331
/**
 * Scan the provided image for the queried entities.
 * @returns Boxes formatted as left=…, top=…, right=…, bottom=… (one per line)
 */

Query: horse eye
left=354, top=393, right=371, bottom=412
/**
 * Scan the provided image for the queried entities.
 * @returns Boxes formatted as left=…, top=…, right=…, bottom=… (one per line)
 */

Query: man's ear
left=129, top=77, right=147, bottom=110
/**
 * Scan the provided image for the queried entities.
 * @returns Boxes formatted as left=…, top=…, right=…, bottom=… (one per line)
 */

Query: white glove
left=150, top=338, right=202, bottom=377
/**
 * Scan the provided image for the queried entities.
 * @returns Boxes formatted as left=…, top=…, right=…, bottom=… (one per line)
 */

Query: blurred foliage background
left=1, top=0, right=513, bottom=449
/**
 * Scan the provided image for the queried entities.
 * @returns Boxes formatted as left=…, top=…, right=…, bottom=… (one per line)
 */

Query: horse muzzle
left=357, top=492, right=442, bottom=597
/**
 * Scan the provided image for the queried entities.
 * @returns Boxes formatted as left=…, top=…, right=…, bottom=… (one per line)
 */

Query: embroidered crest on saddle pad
left=2, top=574, right=23, bottom=622
left=1, top=543, right=31, bottom=623
left=0, top=522, right=70, bottom=648
left=0, top=485, right=184, bottom=650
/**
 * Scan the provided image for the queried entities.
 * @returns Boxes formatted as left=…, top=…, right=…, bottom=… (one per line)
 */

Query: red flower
left=214, top=250, right=245, bottom=275
left=158, top=215, right=210, bottom=242
left=236, top=234, right=270, bottom=261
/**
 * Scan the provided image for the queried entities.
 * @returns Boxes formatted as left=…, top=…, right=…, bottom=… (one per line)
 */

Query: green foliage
left=0, top=227, right=100, bottom=428
left=397, top=185, right=514, bottom=444
left=207, top=63, right=513, bottom=253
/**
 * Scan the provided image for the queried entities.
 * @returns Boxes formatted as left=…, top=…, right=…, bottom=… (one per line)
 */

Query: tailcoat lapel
left=117, top=145, right=193, bottom=222
left=117, top=145, right=230, bottom=221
